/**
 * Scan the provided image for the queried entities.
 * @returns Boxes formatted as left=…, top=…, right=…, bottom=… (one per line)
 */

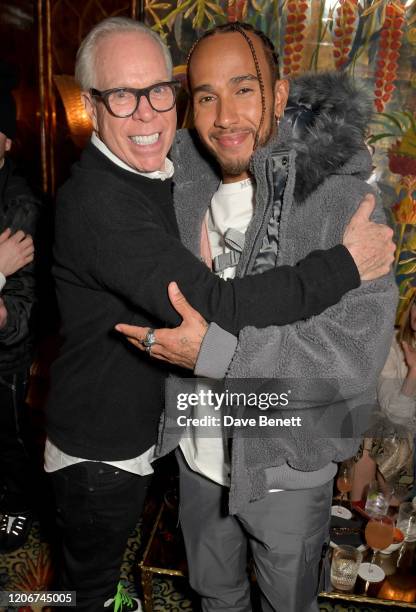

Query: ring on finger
left=142, top=328, right=156, bottom=348
left=145, top=345, right=152, bottom=356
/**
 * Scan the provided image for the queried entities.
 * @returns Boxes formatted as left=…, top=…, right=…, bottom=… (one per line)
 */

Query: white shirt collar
left=91, top=132, right=174, bottom=180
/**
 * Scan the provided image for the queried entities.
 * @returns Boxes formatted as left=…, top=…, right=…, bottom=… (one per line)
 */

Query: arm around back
left=71, top=183, right=359, bottom=335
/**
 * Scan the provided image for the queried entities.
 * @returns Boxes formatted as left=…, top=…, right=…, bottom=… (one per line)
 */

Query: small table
left=138, top=501, right=188, bottom=612
left=320, top=591, right=416, bottom=608
left=139, top=501, right=416, bottom=611
left=321, top=543, right=416, bottom=608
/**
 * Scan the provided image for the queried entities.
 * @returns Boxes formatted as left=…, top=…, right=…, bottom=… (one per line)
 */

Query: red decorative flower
left=227, top=0, right=247, bottom=22
left=282, top=1, right=309, bottom=76
left=389, top=149, right=416, bottom=177
left=374, top=3, right=405, bottom=112
left=332, top=0, right=359, bottom=70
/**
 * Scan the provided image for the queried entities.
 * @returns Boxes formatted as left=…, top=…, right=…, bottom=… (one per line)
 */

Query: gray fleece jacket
left=156, top=72, right=398, bottom=514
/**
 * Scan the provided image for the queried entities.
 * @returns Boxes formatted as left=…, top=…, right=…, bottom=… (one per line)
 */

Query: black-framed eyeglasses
left=90, top=81, right=181, bottom=117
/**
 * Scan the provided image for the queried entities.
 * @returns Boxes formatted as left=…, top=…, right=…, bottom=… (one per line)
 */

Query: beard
left=217, top=155, right=253, bottom=178
left=209, top=106, right=277, bottom=177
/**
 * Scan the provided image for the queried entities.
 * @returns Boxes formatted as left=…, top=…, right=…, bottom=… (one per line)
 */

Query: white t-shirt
left=180, top=178, right=254, bottom=486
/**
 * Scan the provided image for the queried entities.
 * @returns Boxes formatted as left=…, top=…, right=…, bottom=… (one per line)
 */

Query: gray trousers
left=177, top=453, right=332, bottom=612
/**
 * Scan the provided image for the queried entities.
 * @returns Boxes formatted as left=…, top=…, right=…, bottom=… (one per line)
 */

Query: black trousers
left=51, top=462, right=151, bottom=612
left=0, top=370, right=31, bottom=513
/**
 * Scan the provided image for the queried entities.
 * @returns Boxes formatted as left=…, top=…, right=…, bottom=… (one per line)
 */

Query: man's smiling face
left=84, top=31, right=177, bottom=172
left=189, top=31, right=288, bottom=183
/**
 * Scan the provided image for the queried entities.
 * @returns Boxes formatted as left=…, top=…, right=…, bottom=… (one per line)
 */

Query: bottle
left=377, top=542, right=416, bottom=603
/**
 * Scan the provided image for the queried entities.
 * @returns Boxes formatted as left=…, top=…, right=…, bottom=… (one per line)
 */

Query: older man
left=117, top=22, right=398, bottom=612
left=47, top=17, right=394, bottom=612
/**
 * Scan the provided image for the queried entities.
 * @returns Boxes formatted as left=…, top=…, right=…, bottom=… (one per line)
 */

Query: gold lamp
left=53, top=75, right=92, bottom=148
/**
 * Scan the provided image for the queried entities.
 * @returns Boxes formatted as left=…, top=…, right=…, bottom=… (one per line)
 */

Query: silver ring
left=142, top=328, right=156, bottom=348
left=145, top=345, right=152, bottom=355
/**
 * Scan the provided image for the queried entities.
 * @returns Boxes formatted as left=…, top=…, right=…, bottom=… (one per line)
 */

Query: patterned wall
left=3, top=1, right=416, bottom=309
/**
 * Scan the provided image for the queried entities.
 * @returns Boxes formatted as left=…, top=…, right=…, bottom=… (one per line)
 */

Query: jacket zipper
left=239, top=150, right=290, bottom=276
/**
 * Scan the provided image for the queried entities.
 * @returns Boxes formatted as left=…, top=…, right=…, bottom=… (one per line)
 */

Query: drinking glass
left=359, top=514, right=394, bottom=589
left=396, top=501, right=416, bottom=542
left=364, top=479, right=392, bottom=517
left=337, top=462, right=353, bottom=501
left=332, top=462, right=353, bottom=519
left=390, top=482, right=410, bottom=506
left=330, top=545, right=362, bottom=593
left=385, top=469, right=411, bottom=508
left=365, top=514, right=395, bottom=553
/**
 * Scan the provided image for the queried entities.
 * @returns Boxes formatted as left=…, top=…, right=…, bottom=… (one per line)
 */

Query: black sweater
left=47, top=143, right=359, bottom=460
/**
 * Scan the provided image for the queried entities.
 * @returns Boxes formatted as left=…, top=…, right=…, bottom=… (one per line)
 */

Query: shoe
left=0, top=512, right=32, bottom=552
left=104, top=582, right=143, bottom=611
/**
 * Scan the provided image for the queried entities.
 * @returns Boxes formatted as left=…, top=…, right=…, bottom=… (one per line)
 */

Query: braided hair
left=187, top=22, right=280, bottom=149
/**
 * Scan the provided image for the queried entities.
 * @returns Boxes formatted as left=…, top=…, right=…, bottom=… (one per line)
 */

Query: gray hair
left=75, top=17, right=173, bottom=90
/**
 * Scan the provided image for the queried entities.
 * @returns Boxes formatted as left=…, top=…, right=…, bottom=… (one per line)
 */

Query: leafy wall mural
left=144, top=0, right=416, bottom=316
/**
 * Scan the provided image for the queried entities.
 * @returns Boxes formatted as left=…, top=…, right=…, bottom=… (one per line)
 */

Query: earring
left=276, top=115, right=280, bottom=127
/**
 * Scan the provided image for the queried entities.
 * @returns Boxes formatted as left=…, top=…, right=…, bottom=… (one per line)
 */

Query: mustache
left=210, top=128, right=256, bottom=139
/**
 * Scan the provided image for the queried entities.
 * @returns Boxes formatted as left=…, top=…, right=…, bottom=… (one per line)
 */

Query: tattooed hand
left=115, top=282, right=208, bottom=370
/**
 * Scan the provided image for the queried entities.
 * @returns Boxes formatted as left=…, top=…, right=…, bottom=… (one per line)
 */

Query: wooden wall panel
left=0, top=1, right=142, bottom=193
left=0, top=1, right=40, bottom=190
left=39, top=0, right=141, bottom=194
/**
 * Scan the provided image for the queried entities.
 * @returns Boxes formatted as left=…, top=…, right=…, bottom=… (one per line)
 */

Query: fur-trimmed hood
left=250, top=71, right=373, bottom=202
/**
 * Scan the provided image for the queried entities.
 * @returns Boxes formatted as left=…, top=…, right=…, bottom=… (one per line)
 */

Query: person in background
left=378, top=290, right=416, bottom=427
left=0, top=61, right=39, bottom=552
left=351, top=291, right=416, bottom=505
